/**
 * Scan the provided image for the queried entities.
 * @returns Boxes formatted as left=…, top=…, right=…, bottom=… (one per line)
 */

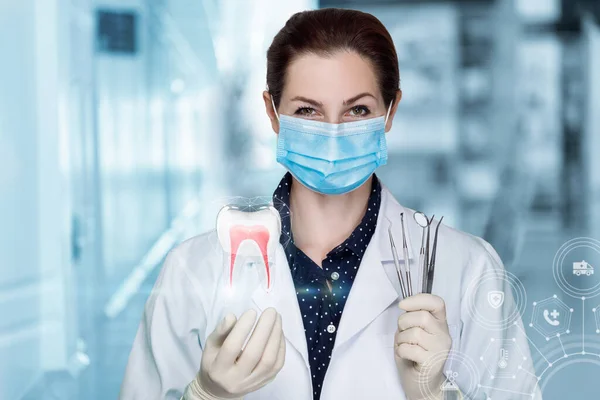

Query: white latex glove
left=184, top=308, right=286, bottom=400
left=394, top=294, right=452, bottom=400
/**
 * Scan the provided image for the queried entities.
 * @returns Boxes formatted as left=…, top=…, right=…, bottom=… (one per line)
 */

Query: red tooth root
left=228, top=224, right=271, bottom=290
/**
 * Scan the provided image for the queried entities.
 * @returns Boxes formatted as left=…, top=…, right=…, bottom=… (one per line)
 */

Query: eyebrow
left=289, top=92, right=377, bottom=108
left=290, top=96, right=323, bottom=107
left=343, top=92, right=377, bottom=105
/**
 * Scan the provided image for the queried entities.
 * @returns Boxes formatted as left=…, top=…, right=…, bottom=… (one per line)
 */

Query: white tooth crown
left=216, top=204, right=281, bottom=292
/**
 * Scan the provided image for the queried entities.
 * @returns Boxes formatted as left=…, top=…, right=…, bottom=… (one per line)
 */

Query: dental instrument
left=425, top=217, right=443, bottom=294
left=388, top=222, right=408, bottom=298
left=413, top=211, right=430, bottom=294
left=400, top=213, right=413, bottom=296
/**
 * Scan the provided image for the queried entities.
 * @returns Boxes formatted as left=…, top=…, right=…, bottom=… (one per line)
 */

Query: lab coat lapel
left=251, top=243, right=310, bottom=369
left=334, top=186, right=415, bottom=349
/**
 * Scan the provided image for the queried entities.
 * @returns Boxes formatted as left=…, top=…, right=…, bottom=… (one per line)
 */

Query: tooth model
left=216, top=204, right=281, bottom=292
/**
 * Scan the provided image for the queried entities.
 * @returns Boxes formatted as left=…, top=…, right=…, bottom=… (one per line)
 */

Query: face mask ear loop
left=270, top=94, right=280, bottom=122
left=384, top=99, right=394, bottom=127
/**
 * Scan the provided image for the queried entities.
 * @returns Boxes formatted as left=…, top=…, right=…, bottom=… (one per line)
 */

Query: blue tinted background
left=1, top=0, right=600, bottom=399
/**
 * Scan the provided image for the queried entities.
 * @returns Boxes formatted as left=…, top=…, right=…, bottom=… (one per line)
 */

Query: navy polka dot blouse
left=272, top=172, right=381, bottom=400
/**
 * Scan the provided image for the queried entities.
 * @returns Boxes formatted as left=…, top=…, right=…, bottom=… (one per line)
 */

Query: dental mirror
left=413, top=211, right=429, bottom=228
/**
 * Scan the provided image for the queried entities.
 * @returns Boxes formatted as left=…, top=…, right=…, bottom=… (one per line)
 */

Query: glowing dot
left=594, top=308, right=597, bottom=312
left=480, top=357, right=484, bottom=361
left=583, top=351, right=587, bottom=355
left=490, top=338, right=495, bottom=342
left=553, top=295, right=557, bottom=298
left=549, top=363, right=553, bottom=367
left=529, top=323, right=533, bottom=327
left=546, top=337, right=550, bottom=341
left=582, top=297, right=586, bottom=301
left=570, top=308, right=574, bottom=312
left=596, top=330, right=599, bottom=334
left=556, top=333, right=561, bottom=337
left=533, top=302, right=537, bottom=306
left=490, top=375, right=495, bottom=379
left=564, top=355, right=568, bottom=358
left=567, top=330, right=571, bottom=334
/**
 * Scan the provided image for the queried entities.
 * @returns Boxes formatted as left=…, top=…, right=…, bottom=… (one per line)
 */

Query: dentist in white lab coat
left=121, top=8, right=541, bottom=400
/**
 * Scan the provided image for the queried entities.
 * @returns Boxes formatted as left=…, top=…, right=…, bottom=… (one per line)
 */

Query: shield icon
left=488, top=291, right=505, bottom=309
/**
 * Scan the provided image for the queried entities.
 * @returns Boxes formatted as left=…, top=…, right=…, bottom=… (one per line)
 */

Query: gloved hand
left=394, top=294, right=451, bottom=400
left=184, top=308, right=286, bottom=400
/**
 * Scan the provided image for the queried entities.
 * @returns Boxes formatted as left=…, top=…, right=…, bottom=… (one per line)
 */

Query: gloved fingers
left=397, top=310, right=439, bottom=334
left=394, top=342, right=429, bottom=365
left=395, top=327, right=435, bottom=351
left=246, top=372, right=277, bottom=394
left=247, top=313, right=283, bottom=378
left=214, top=309, right=258, bottom=369
left=237, top=309, right=279, bottom=374
left=247, top=331, right=287, bottom=392
left=203, top=312, right=238, bottom=364
left=207, top=312, right=238, bottom=346
left=398, top=293, right=447, bottom=321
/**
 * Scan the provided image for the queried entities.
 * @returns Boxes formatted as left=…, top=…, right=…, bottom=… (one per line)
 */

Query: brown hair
left=266, top=8, right=399, bottom=109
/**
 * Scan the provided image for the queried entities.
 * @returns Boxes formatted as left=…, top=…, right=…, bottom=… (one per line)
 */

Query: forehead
left=283, top=51, right=380, bottom=102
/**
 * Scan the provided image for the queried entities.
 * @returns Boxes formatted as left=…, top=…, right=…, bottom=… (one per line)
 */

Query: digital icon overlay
left=530, top=295, right=573, bottom=340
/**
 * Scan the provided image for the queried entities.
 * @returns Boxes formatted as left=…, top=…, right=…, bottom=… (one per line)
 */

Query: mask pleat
left=276, top=114, right=389, bottom=195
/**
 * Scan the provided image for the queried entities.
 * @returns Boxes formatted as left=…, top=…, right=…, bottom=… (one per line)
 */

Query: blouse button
left=331, top=272, right=340, bottom=281
left=327, top=324, right=336, bottom=333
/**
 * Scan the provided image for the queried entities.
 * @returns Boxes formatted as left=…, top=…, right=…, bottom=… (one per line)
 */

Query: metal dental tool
left=388, top=220, right=407, bottom=298
left=420, top=214, right=435, bottom=293
left=413, top=211, right=430, bottom=294
left=400, top=213, right=412, bottom=296
left=425, top=217, right=444, bottom=294
left=390, top=212, right=444, bottom=298
left=423, top=214, right=435, bottom=293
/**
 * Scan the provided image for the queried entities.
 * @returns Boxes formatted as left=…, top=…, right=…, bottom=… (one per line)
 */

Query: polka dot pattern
left=273, top=172, right=382, bottom=399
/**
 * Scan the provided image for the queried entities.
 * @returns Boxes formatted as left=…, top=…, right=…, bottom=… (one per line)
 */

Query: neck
left=289, top=175, right=373, bottom=264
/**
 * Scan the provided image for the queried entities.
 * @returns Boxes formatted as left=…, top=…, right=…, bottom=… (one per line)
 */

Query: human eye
left=294, top=106, right=317, bottom=117
left=347, top=105, right=371, bottom=118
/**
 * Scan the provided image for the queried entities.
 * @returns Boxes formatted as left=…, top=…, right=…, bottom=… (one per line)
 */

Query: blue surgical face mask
left=271, top=96, right=393, bottom=195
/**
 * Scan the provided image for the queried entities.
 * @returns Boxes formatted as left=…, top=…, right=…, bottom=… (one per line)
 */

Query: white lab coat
left=120, top=184, right=541, bottom=400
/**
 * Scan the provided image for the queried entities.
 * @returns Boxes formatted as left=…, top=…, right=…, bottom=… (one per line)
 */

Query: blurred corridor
left=1, top=0, right=600, bottom=398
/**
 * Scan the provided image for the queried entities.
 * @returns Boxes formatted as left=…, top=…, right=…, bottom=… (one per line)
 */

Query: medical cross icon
left=530, top=295, right=573, bottom=340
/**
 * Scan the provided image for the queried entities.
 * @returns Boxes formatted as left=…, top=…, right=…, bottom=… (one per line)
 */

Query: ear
left=262, top=91, right=280, bottom=134
left=384, top=89, right=402, bottom=133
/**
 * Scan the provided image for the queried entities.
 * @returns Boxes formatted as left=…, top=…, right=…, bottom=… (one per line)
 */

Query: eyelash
left=294, top=105, right=372, bottom=117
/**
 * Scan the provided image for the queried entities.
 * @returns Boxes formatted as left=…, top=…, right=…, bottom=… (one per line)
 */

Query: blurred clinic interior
left=2, top=0, right=600, bottom=399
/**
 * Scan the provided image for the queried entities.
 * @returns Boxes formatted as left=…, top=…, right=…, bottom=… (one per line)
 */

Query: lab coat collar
left=251, top=183, right=416, bottom=370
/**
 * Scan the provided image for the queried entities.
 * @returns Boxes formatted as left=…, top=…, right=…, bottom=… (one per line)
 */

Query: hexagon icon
left=479, top=338, right=529, bottom=379
left=529, top=295, right=573, bottom=340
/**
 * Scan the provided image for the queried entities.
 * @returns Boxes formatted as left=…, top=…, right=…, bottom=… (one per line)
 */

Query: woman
left=121, top=8, right=539, bottom=400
